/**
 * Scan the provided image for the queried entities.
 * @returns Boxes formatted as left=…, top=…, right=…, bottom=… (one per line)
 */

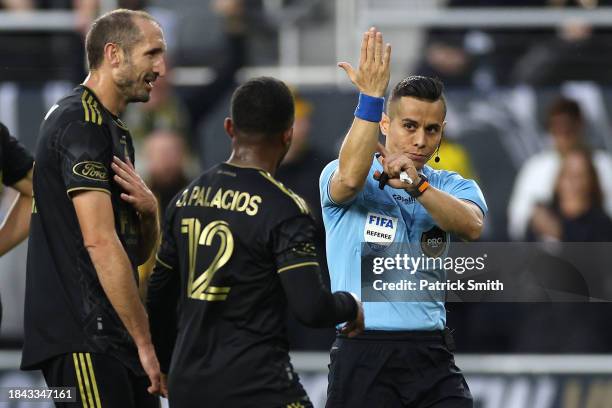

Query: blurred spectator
left=143, top=129, right=189, bottom=212
left=275, top=91, right=336, bottom=350
left=1, top=0, right=33, bottom=10
left=512, top=0, right=612, bottom=85
left=138, top=129, right=189, bottom=298
left=528, top=148, right=612, bottom=241
left=75, top=1, right=150, bottom=35
left=415, top=0, right=547, bottom=88
left=277, top=92, right=333, bottom=226
left=508, top=97, right=612, bottom=240
left=180, top=1, right=246, bottom=145
left=416, top=0, right=612, bottom=87
left=0, top=0, right=86, bottom=83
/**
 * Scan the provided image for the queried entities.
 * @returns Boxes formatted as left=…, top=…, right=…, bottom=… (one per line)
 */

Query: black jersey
left=0, top=122, right=33, bottom=191
left=147, top=162, right=357, bottom=407
left=21, top=85, right=143, bottom=375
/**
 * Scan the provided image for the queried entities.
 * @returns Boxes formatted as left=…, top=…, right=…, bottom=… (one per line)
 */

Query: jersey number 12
left=181, top=218, right=234, bottom=301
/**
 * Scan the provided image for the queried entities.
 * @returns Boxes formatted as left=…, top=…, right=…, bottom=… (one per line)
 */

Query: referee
left=0, top=122, right=33, bottom=257
left=147, top=77, right=363, bottom=408
left=320, top=28, right=487, bottom=407
left=21, top=9, right=166, bottom=407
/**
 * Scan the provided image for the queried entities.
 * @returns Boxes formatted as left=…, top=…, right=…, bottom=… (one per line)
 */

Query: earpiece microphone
left=433, top=140, right=442, bottom=163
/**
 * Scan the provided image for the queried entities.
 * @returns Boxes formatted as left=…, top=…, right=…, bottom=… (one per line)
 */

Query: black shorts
left=41, top=352, right=160, bottom=408
left=326, top=329, right=473, bottom=408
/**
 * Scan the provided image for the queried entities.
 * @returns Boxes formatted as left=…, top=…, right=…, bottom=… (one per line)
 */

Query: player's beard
left=116, top=63, right=151, bottom=104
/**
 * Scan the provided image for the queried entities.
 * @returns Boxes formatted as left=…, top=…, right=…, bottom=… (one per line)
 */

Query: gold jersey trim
left=258, top=171, right=309, bottom=214
left=278, top=261, right=319, bottom=274
left=72, top=353, right=88, bottom=407
left=84, top=353, right=102, bottom=408
left=66, top=187, right=111, bottom=199
left=81, top=90, right=102, bottom=125
left=223, top=161, right=266, bottom=172
left=155, top=254, right=174, bottom=270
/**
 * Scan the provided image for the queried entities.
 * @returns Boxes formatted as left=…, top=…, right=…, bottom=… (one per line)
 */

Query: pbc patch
left=72, top=161, right=109, bottom=182
left=420, top=226, right=447, bottom=258
left=364, top=212, right=398, bottom=251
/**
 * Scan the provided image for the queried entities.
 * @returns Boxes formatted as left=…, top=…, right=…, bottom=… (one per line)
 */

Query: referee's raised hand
left=338, top=27, right=391, bottom=98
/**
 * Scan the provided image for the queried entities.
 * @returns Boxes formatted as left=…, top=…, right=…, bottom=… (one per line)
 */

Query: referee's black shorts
left=326, top=329, right=473, bottom=408
left=41, top=352, right=160, bottom=408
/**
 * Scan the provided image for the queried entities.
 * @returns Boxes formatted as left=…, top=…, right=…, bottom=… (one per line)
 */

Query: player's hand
left=160, top=372, right=169, bottom=398
left=338, top=27, right=391, bottom=97
left=138, top=343, right=163, bottom=396
left=111, top=156, right=158, bottom=218
left=373, top=143, right=420, bottom=191
left=341, top=299, right=364, bottom=338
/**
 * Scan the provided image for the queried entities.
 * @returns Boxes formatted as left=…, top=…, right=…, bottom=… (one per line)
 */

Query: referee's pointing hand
left=373, top=143, right=421, bottom=191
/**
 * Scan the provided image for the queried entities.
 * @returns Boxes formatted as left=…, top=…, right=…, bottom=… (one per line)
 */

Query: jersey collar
left=78, top=85, right=120, bottom=120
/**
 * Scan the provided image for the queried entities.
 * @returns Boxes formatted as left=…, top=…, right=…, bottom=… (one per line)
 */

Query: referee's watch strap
left=408, top=175, right=430, bottom=198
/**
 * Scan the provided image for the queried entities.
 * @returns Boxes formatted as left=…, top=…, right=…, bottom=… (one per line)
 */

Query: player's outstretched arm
left=73, top=190, right=162, bottom=396
left=111, top=156, right=160, bottom=264
left=331, top=27, right=391, bottom=204
left=0, top=169, right=32, bottom=256
left=279, top=264, right=362, bottom=331
left=274, top=216, right=363, bottom=333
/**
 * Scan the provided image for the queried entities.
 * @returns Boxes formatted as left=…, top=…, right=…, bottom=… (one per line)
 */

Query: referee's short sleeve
left=319, top=160, right=338, bottom=208
left=319, top=159, right=356, bottom=208
left=58, top=121, right=112, bottom=196
left=443, top=171, right=488, bottom=216
left=0, top=122, right=33, bottom=187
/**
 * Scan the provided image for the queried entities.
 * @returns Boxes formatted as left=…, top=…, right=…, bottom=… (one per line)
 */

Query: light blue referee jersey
left=320, top=156, right=488, bottom=331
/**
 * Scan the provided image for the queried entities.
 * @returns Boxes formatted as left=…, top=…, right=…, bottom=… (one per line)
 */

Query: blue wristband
left=354, top=93, right=385, bottom=122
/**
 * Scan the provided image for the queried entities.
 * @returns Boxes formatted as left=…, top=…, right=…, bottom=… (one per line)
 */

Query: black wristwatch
left=407, top=175, right=430, bottom=198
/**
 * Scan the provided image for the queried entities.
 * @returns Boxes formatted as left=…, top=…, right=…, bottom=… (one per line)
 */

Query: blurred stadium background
left=2, top=0, right=612, bottom=407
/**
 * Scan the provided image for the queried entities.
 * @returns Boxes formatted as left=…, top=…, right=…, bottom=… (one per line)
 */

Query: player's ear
left=224, top=117, right=235, bottom=139
left=104, top=43, right=122, bottom=67
left=380, top=112, right=390, bottom=136
left=282, top=127, right=293, bottom=147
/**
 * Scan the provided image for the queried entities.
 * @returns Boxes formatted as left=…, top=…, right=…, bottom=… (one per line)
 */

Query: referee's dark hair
left=230, top=77, right=295, bottom=139
left=86, top=8, right=158, bottom=70
left=388, top=76, right=446, bottom=117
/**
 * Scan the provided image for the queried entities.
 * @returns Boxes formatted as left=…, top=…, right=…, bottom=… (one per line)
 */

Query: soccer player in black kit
left=0, top=122, right=34, bottom=329
left=147, top=77, right=364, bottom=408
left=0, top=122, right=33, bottom=257
left=21, top=9, right=167, bottom=407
